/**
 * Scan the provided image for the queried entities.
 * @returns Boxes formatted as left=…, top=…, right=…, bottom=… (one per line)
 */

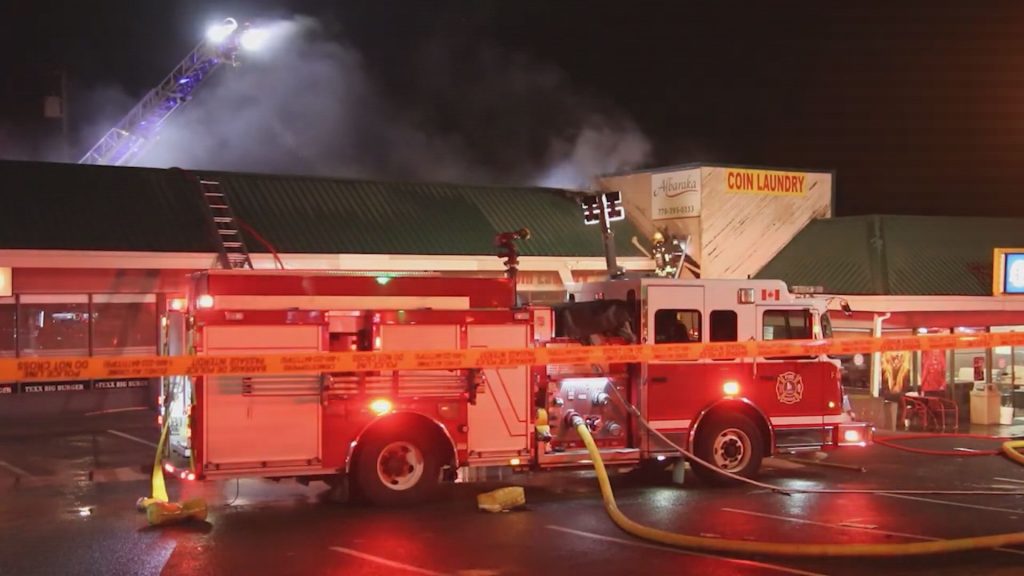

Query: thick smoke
left=124, top=16, right=652, bottom=187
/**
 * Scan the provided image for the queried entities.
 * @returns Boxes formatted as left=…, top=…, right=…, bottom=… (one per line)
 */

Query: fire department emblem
left=775, top=372, right=804, bottom=404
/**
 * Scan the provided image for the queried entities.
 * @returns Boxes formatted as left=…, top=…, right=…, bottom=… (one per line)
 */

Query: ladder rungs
left=198, top=180, right=251, bottom=270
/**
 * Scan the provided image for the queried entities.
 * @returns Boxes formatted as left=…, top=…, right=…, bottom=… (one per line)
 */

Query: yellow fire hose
left=1005, top=440, right=1024, bottom=466
left=573, top=416, right=1024, bottom=557
left=136, top=417, right=170, bottom=509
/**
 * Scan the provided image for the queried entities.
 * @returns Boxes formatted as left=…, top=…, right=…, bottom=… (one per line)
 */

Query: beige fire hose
left=572, top=414, right=1024, bottom=557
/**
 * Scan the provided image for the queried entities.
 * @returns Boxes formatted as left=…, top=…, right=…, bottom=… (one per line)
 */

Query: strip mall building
left=2, top=159, right=1022, bottom=424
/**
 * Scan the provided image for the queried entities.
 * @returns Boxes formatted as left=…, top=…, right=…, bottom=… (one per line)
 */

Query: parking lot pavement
left=1, top=418, right=1023, bottom=576
left=0, top=411, right=158, bottom=490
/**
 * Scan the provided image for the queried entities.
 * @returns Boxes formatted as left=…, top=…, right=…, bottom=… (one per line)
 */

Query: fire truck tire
left=691, top=411, right=764, bottom=485
left=354, top=429, right=444, bottom=506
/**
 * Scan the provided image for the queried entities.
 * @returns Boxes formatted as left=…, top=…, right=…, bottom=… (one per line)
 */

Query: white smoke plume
left=108, top=16, right=653, bottom=187
left=536, top=121, right=653, bottom=189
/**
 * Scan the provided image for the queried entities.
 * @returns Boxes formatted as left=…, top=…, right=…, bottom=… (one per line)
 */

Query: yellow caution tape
left=3, top=331, right=1024, bottom=383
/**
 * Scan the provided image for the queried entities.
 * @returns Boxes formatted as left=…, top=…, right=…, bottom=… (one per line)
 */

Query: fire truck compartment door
left=202, top=325, right=323, bottom=470
left=644, top=285, right=706, bottom=446
left=467, top=325, right=530, bottom=460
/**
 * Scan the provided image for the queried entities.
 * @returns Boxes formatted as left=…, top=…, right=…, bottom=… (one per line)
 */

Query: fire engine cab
left=161, top=269, right=870, bottom=505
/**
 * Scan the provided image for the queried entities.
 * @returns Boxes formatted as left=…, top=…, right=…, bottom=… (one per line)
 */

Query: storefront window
left=991, top=326, right=1024, bottom=386
left=831, top=329, right=871, bottom=390
left=92, top=297, right=158, bottom=356
left=951, top=327, right=988, bottom=384
left=0, top=301, right=14, bottom=358
left=914, top=328, right=949, bottom=395
left=880, top=329, right=915, bottom=398
left=18, top=296, right=90, bottom=357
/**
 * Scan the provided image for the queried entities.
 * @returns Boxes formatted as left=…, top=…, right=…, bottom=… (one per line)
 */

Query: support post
left=598, top=203, right=621, bottom=278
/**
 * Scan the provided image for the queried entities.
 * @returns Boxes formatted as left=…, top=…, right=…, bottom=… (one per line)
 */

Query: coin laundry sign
left=725, top=168, right=807, bottom=196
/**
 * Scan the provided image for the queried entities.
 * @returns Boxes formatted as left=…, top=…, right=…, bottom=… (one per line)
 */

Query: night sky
left=3, top=0, right=1024, bottom=217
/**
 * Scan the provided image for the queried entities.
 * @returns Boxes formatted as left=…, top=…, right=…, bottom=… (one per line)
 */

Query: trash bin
left=1000, top=393, right=1016, bottom=425
left=969, top=383, right=1001, bottom=425
left=999, top=391, right=1015, bottom=424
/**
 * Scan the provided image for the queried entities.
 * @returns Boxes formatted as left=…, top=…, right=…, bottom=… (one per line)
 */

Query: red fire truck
left=161, top=269, right=870, bottom=505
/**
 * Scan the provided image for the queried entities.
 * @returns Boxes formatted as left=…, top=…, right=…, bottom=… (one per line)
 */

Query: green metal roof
left=0, top=160, right=644, bottom=258
left=756, top=215, right=1024, bottom=295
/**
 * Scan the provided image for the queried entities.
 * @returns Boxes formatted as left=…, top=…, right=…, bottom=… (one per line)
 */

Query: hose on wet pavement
left=573, top=415, right=1024, bottom=557
left=1001, top=440, right=1024, bottom=465
left=605, top=383, right=1024, bottom=496
left=873, top=433, right=1024, bottom=465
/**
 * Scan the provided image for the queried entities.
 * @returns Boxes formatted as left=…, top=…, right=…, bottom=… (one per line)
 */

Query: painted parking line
left=106, top=429, right=158, bottom=448
left=722, top=507, right=1024, bottom=557
left=88, top=466, right=149, bottom=483
left=880, top=493, right=1024, bottom=515
left=329, top=546, right=448, bottom=576
left=0, top=459, right=33, bottom=477
left=546, top=525, right=825, bottom=576
left=85, top=406, right=150, bottom=416
left=995, top=477, right=1024, bottom=485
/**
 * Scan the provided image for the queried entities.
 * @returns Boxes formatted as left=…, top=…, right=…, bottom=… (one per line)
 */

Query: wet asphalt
left=1, top=413, right=1023, bottom=576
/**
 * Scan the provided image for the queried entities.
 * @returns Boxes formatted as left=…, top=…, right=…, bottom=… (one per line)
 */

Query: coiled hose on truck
left=572, top=415, right=1024, bottom=557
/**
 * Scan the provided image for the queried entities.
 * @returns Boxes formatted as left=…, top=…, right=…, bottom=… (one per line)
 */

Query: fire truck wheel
left=691, top=411, right=763, bottom=485
left=355, top=431, right=443, bottom=506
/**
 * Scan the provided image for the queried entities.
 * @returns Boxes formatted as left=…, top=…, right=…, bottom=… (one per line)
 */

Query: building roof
left=0, top=160, right=645, bottom=258
left=756, top=215, right=1024, bottom=295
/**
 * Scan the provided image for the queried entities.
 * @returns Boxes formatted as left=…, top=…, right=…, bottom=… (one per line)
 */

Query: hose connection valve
left=564, top=410, right=585, bottom=429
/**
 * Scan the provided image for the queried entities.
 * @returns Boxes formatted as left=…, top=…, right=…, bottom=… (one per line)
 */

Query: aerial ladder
left=80, top=18, right=268, bottom=270
left=77, top=18, right=261, bottom=167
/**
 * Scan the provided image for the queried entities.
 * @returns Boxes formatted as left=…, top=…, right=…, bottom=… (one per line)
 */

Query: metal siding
left=755, top=217, right=877, bottom=294
left=882, top=215, right=1024, bottom=296
left=758, top=215, right=1024, bottom=296
left=0, top=160, right=645, bottom=258
left=0, top=160, right=210, bottom=252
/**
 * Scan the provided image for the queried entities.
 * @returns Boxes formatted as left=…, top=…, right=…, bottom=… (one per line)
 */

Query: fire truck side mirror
left=839, top=299, right=853, bottom=316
